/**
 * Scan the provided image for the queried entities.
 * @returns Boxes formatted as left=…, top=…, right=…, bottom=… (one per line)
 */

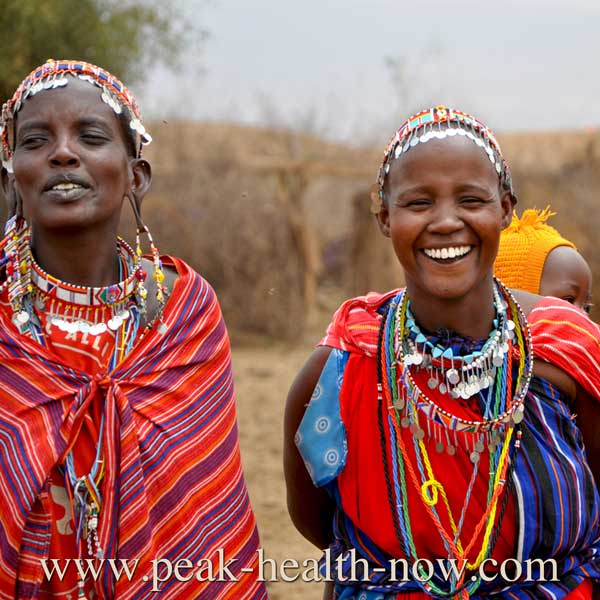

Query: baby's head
left=495, top=207, right=592, bottom=313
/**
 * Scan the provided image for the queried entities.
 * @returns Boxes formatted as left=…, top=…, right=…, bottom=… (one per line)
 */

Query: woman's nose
left=427, top=202, right=464, bottom=234
left=48, top=136, right=80, bottom=168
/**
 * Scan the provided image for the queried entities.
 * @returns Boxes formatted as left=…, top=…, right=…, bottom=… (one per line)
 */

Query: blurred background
left=2, top=2, right=599, bottom=597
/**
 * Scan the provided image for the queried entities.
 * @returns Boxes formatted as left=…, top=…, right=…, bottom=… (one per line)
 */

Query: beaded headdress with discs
left=0, top=59, right=152, bottom=172
left=370, top=105, right=516, bottom=214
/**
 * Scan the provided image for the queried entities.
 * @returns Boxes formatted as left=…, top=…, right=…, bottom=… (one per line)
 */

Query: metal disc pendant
left=16, top=311, right=30, bottom=325
left=64, top=321, right=78, bottom=334
left=512, top=408, right=524, bottom=424
left=492, top=353, right=504, bottom=367
left=438, top=383, right=448, bottom=394
left=474, top=441, right=485, bottom=453
left=470, top=451, right=480, bottom=463
left=435, top=442, right=445, bottom=453
left=446, top=445, right=456, bottom=456
left=428, top=377, right=438, bottom=390
left=90, top=323, right=107, bottom=335
left=412, top=427, right=425, bottom=440
left=108, top=317, right=123, bottom=331
left=401, top=417, right=411, bottom=428
left=446, top=369, right=460, bottom=385
left=157, top=322, right=168, bottom=335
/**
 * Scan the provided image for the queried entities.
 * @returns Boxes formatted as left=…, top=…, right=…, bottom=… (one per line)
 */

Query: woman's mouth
left=44, top=181, right=89, bottom=201
left=422, top=245, right=473, bottom=263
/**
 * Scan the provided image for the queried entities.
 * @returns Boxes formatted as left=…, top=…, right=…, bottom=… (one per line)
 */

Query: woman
left=285, top=106, right=600, bottom=599
left=0, top=60, right=266, bottom=599
left=495, top=207, right=592, bottom=313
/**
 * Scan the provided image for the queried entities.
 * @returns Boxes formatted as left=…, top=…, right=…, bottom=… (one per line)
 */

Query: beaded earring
left=3, top=187, right=32, bottom=326
left=126, top=194, right=167, bottom=320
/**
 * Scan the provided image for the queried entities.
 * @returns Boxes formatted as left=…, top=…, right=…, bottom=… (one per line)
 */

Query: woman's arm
left=284, top=345, right=336, bottom=549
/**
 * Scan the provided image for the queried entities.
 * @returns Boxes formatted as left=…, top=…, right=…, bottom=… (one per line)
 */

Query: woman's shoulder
left=320, top=289, right=403, bottom=356
left=510, top=289, right=542, bottom=316
left=142, top=256, right=221, bottom=323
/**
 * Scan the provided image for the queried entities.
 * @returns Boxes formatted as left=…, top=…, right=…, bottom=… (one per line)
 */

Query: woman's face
left=377, top=135, right=512, bottom=301
left=10, top=77, right=132, bottom=233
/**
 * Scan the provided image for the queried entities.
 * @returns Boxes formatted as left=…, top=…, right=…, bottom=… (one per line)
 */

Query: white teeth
left=423, top=246, right=472, bottom=260
left=51, top=182, right=83, bottom=191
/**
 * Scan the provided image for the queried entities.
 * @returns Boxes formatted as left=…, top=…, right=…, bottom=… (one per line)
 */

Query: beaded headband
left=0, top=59, right=152, bottom=172
left=372, top=105, right=515, bottom=214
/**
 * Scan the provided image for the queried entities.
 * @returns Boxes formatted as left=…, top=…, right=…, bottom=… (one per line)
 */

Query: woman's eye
left=81, top=132, right=108, bottom=144
left=460, top=197, right=483, bottom=204
left=405, top=199, right=431, bottom=208
left=19, top=136, right=46, bottom=149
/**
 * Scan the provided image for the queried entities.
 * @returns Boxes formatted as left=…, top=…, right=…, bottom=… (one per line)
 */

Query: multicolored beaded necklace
left=376, top=281, right=533, bottom=598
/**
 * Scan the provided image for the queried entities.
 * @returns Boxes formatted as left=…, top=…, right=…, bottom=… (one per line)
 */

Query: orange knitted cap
left=494, top=207, right=576, bottom=294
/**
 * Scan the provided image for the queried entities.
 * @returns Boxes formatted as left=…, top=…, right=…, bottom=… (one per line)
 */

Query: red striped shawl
left=528, top=297, right=600, bottom=399
left=0, top=257, right=266, bottom=600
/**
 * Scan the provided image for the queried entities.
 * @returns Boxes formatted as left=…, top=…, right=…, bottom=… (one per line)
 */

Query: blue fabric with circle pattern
left=295, top=348, right=348, bottom=487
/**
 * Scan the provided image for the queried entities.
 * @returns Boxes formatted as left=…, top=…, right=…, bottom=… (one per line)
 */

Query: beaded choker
left=27, top=239, right=138, bottom=336
left=402, top=284, right=514, bottom=399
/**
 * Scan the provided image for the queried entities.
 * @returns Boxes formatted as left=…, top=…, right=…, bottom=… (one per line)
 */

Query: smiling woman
left=284, top=106, right=600, bottom=600
left=0, top=60, right=267, bottom=600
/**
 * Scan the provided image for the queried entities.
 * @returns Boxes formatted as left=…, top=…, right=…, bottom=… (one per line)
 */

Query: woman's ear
left=371, top=186, right=391, bottom=237
left=500, top=191, right=513, bottom=229
left=1, top=168, right=18, bottom=217
left=376, top=203, right=391, bottom=237
left=129, top=159, right=152, bottom=207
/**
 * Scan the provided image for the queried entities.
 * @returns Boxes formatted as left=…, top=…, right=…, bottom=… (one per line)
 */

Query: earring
left=370, top=183, right=383, bottom=215
left=126, top=194, right=167, bottom=317
left=4, top=189, right=31, bottom=325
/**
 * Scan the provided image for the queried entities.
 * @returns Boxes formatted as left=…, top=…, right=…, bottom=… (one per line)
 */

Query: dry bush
left=343, top=189, right=404, bottom=296
left=144, top=167, right=305, bottom=340
left=142, top=121, right=378, bottom=340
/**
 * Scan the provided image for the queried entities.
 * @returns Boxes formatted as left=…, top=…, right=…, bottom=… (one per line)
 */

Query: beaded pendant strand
left=376, top=280, right=533, bottom=598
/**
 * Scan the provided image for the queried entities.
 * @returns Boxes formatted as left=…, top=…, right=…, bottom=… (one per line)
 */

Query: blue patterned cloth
left=295, top=349, right=348, bottom=486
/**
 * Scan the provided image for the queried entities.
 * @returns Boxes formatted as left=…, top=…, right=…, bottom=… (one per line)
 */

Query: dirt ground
left=233, top=341, right=325, bottom=600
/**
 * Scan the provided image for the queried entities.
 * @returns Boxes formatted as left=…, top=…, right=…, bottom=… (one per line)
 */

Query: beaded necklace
left=29, top=238, right=138, bottom=334
left=376, top=281, right=532, bottom=598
